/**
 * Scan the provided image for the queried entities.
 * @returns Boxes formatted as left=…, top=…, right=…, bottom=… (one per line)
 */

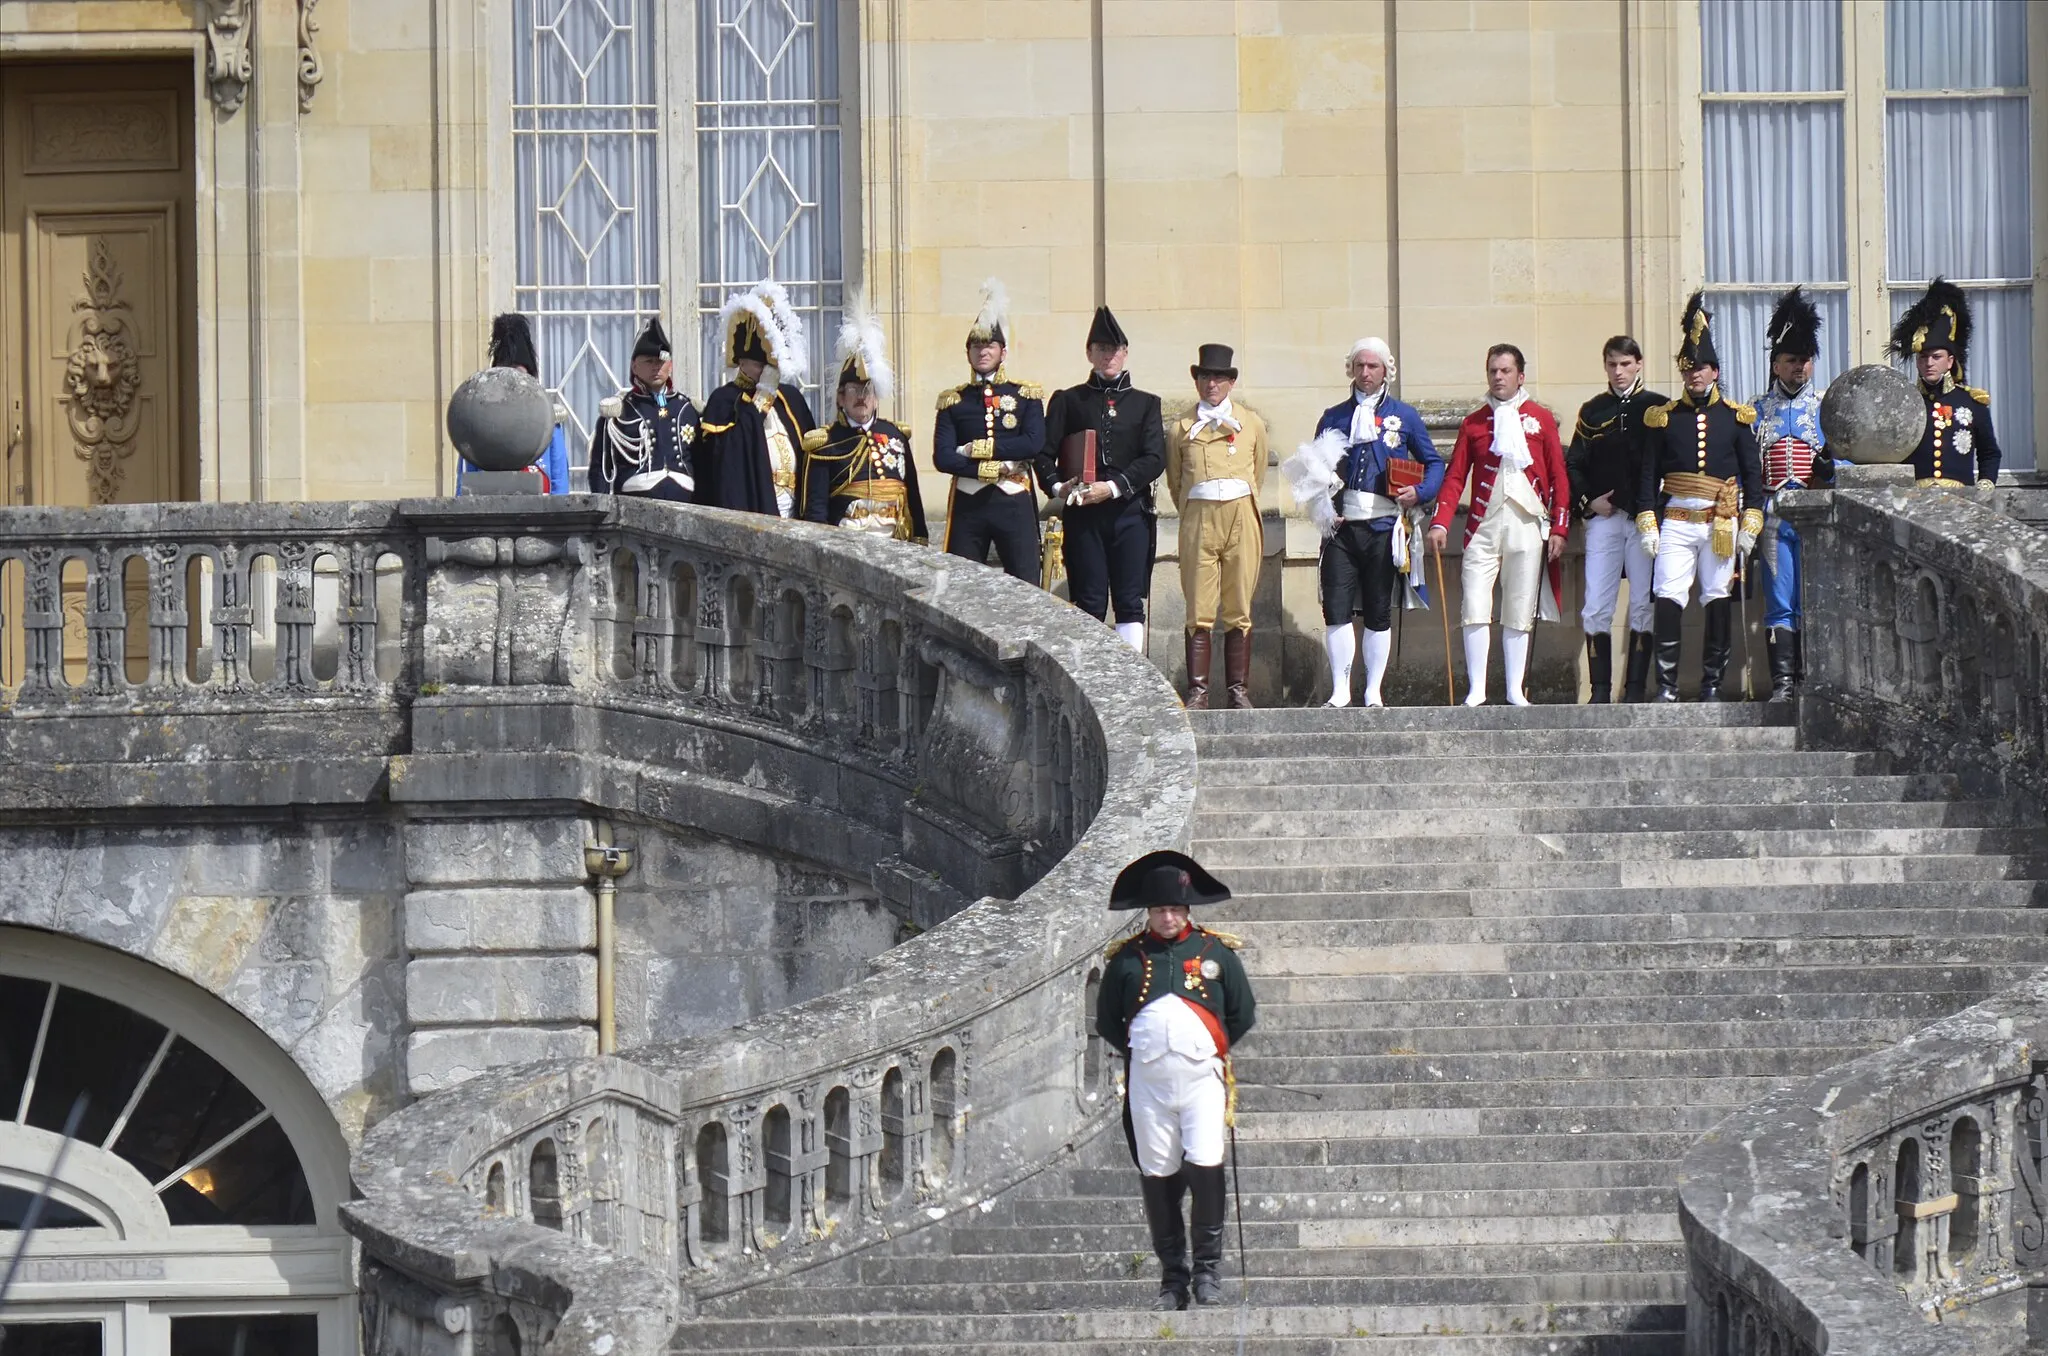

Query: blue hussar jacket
left=1314, top=393, right=1445, bottom=530
left=1751, top=382, right=1832, bottom=493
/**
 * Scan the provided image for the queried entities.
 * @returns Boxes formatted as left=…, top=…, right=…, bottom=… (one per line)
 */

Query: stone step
left=1251, top=1016, right=1930, bottom=1056
left=1057, top=1161, right=1677, bottom=1198
left=1189, top=702, right=1791, bottom=732
left=1249, top=936, right=2048, bottom=980
left=938, top=1226, right=1685, bottom=1271
left=1234, top=909, right=2048, bottom=950
left=1259, top=989, right=1982, bottom=1031
left=1219, top=881, right=2048, bottom=921
left=1008, top=1188, right=1681, bottom=1228
left=1193, top=773, right=1962, bottom=813
left=1194, top=727, right=1799, bottom=760
left=1224, top=1103, right=1739, bottom=1139
left=1153, top=1131, right=1704, bottom=1169
left=1196, top=799, right=2030, bottom=840
left=678, top=1302, right=1688, bottom=1352
left=680, top=1336, right=1682, bottom=1356
left=1198, top=750, right=1881, bottom=787
left=1224, top=1074, right=1808, bottom=1113
left=1216, top=853, right=2030, bottom=894
left=1247, top=962, right=2018, bottom=1004
left=1199, top=825, right=2037, bottom=867
left=1231, top=1044, right=1874, bottom=1087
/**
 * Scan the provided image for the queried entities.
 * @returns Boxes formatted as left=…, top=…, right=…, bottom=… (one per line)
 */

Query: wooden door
left=0, top=61, right=197, bottom=687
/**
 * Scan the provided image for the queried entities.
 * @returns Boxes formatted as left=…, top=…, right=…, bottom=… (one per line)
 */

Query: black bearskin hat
left=488, top=312, right=540, bottom=377
left=1765, top=287, right=1822, bottom=363
left=1889, top=277, right=1971, bottom=378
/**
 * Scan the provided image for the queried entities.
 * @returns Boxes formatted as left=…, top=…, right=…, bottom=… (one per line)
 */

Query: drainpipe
left=583, top=827, right=636, bottom=1055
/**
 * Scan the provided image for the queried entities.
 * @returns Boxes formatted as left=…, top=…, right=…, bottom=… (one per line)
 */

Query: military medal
left=1003, top=413, right=1017, bottom=429
left=1182, top=957, right=1201, bottom=990
left=1200, top=958, right=1220, bottom=980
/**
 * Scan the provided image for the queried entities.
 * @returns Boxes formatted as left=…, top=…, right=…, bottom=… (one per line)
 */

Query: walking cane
left=1738, top=553, right=1754, bottom=701
left=1430, top=539, right=1455, bottom=705
left=1230, top=1118, right=1251, bottom=1355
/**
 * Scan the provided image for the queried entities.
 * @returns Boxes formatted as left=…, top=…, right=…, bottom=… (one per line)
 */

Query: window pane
left=172, top=1315, right=317, bottom=1356
left=1703, top=0, right=1841, bottom=92
left=1890, top=286, right=2033, bottom=470
left=514, top=0, right=664, bottom=477
left=0, top=1184, right=99, bottom=1230
left=1886, top=97, right=2031, bottom=279
left=25, top=986, right=167, bottom=1146
left=112, top=1036, right=264, bottom=1185
left=697, top=0, right=848, bottom=410
left=0, top=975, right=51, bottom=1116
left=1704, top=103, right=1846, bottom=283
left=0, top=1323, right=102, bottom=1356
left=1887, top=0, right=2027, bottom=89
left=161, top=1115, right=313, bottom=1226
left=1701, top=290, right=1850, bottom=413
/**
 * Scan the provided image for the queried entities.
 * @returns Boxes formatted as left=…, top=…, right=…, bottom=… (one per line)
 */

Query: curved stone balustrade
left=0, top=496, right=1196, bottom=1356
left=1679, top=481, right=2048, bottom=1356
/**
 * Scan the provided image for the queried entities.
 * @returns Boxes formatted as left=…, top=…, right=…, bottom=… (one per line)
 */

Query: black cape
left=698, top=380, right=818, bottom=516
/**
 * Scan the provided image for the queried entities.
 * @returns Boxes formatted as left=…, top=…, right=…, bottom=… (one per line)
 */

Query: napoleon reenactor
left=1045, top=306, right=1167, bottom=654
left=698, top=281, right=823, bottom=518
left=1566, top=336, right=1664, bottom=702
left=1751, top=287, right=1834, bottom=703
left=1096, top=850, right=1255, bottom=1311
left=803, top=299, right=927, bottom=543
left=1891, top=276, right=2001, bottom=492
left=932, top=278, right=1046, bottom=581
left=587, top=317, right=701, bottom=502
left=1635, top=293, right=1765, bottom=703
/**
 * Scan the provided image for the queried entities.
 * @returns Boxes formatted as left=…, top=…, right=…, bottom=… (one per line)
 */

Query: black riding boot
left=1793, top=629, right=1806, bottom=685
left=1623, top=630, right=1655, bottom=703
left=1585, top=632, right=1613, bottom=704
left=1653, top=600, right=1684, bottom=702
left=1700, top=597, right=1733, bottom=701
left=1767, top=627, right=1798, bottom=703
left=1185, top=1163, right=1228, bottom=1305
left=1139, top=1172, right=1190, bottom=1309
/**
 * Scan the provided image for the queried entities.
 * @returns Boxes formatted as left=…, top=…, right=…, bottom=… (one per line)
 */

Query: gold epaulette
left=1198, top=926, right=1244, bottom=950
left=936, top=389, right=963, bottom=411
left=1733, top=402, right=1756, bottom=425
left=1967, top=386, right=1992, bottom=405
left=801, top=428, right=829, bottom=453
left=1643, top=402, right=1674, bottom=429
left=1017, top=381, right=1045, bottom=401
left=1102, top=931, right=1142, bottom=965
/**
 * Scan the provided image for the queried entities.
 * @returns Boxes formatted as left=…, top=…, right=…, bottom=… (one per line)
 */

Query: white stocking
left=1360, top=628, right=1392, bottom=708
left=1323, top=623, right=1357, bottom=707
left=1462, top=624, right=1490, bottom=707
left=1502, top=626, right=1532, bottom=706
left=1115, top=621, right=1147, bottom=653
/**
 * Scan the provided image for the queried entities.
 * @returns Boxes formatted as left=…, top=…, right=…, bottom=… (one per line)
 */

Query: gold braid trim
left=1643, top=402, right=1673, bottom=429
left=1733, top=402, right=1757, bottom=425
left=800, top=427, right=830, bottom=454
left=1739, top=507, right=1764, bottom=537
left=699, top=420, right=736, bottom=434
left=976, top=460, right=1002, bottom=482
left=1635, top=511, right=1659, bottom=535
left=1196, top=926, right=1244, bottom=950
left=936, top=389, right=963, bottom=411
left=1967, top=386, right=1992, bottom=405
left=1016, top=381, right=1045, bottom=401
left=1224, top=1055, right=1237, bottom=1129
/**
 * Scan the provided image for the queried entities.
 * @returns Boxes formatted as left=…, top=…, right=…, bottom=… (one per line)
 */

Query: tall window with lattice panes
left=1697, top=0, right=2035, bottom=469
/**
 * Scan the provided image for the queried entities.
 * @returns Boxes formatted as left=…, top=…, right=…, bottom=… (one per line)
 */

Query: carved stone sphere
left=1819, top=364, right=1923, bottom=465
left=446, top=368, right=552, bottom=471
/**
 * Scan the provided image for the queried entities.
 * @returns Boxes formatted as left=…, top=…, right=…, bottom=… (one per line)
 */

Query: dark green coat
left=1095, top=926, right=1255, bottom=1055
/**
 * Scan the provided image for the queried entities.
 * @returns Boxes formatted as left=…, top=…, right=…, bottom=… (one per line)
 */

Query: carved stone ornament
left=65, top=238, right=143, bottom=505
left=205, top=0, right=253, bottom=114
left=298, top=0, right=325, bottom=112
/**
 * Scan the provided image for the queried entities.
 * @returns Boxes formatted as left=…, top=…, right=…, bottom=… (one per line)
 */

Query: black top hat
left=489, top=312, right=540, bottom=377
left=1108, top=850, right=1233, bottom=911
left=633, top=316, right=672, bottom=363
left=1191, top=344, right=1238, bottom=379
left=1765, top=287, right=1821, bottom=363
left=1889, top=277, right=1972, bottom=378
left=1087, top=305, right=1129, bottom=350
left=1676, top=291, right=1720, bottom=372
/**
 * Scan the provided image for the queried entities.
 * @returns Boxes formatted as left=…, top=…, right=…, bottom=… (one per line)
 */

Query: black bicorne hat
left=1108, top=850, right=1232, bottom=911
left=489, top=312, right=540, bottom=376
left=633, top=316, right=672, bottom=363
left=1191, top=343, right=1237, bottom=379
left=1087, top=305, right=1129, bottom=350
left=1676, top=291, right=1720, bottom=372
left=1765, top=287, right=1822, bottom=362
left=1889, top=277, right=1972, bottom=378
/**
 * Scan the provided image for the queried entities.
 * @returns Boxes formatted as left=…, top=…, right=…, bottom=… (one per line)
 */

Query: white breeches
left=1461, top=505, right=1546, bottom=630
left=1581, top=511, right=1655, bottom=634
left=1653, top=515, right=1737, bottom=604
left=1128, top=1052, right=1226, bottom=1175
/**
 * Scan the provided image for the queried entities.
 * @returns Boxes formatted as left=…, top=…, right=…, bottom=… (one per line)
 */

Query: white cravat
left=1191, top=398, right=1241, bottom=440
left=1488, top=390, right=1533, bottom=472
left=1349, top=388, right=1382, bottom=444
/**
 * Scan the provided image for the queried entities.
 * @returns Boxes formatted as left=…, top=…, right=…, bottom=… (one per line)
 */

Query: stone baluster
left=727, top=1103, right=767, bottom=1254
left=752, top=584, right=802, bottom=720
left=631, top=541, right=673, bottom=696
left=85, top=545, right=125, bottom=695
left=212, top=543, right=255, bottom=691
left=338, top=543, right=380, bottom=691
left=851, top=1064, right=886, bottom=1219
left=146, top=542, right=188, bottom=691
left=676, top=1134, right=708, bottom=1270
left=692, top=563, right=730, bottom=702
left=791, top=1083, right=828, bottom=1244
left=900, top=1052, right=936, bottom=1201
left=275, top=540, right=317, bottom=689
left=801, top=587, right=832, bottom=723
left=20, top=545, right=67, bottom=697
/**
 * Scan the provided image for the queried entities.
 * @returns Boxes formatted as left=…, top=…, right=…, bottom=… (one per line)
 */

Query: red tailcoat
left=1430, top=399, right=1571, bottom=545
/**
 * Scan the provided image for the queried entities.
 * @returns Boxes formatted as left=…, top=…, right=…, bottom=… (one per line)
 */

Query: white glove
left=1736, top=529, right=1759, bottom=557
left=1638, top=527, right=1659, bottom=559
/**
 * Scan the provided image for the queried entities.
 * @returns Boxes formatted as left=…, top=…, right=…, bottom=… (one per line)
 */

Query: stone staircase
left=678, top=704, right=2048, bottom=1354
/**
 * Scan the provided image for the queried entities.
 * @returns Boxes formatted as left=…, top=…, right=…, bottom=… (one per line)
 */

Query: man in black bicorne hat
left=1096, top=850, right=1256, bottom=1311
left=588, top=316, right=702, bottom=502
left=698, top=283, right=822, bottom=517
left=1890, top=277, right=2002, bottom=491
left=1044, top=306, right=1167, bottom=653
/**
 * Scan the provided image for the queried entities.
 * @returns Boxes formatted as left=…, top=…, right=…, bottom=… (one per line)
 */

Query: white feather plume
left=835, top=292, right=895, bottom=406
left=717, top=289, right=784, bottom=383
left=1281, top=429, right=1349, bottom=538
left=970, top=276, right=1010, bottom=342
left=753, top=280, right=809, bottom=383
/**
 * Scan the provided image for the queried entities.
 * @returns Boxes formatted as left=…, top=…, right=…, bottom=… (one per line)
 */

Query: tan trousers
left=1179, top=495, right=1261, bottom=633
left=1461, top=494, right=1547, bottom=629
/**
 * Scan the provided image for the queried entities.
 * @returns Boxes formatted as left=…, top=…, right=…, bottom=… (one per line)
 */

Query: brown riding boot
left=1183, top=629, right=1213, bottom=710
left=1223, top=629, right=1253, bottom=709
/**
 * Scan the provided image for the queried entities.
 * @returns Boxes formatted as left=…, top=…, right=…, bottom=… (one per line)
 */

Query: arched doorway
left=0, top=928, right=353, bottom=1356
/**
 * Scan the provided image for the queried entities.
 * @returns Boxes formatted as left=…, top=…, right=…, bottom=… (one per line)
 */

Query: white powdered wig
left=835, top=293, right=895, bottom=406
left=753, top=280, right=810, bottom=383
left=1280, top=429, right=1349, bottom=538
left=717, top=289, right=784, bottom=383
left=970, top=276, right=1010, bottom=342
left=1347, top=336, right=1397, bottom=382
